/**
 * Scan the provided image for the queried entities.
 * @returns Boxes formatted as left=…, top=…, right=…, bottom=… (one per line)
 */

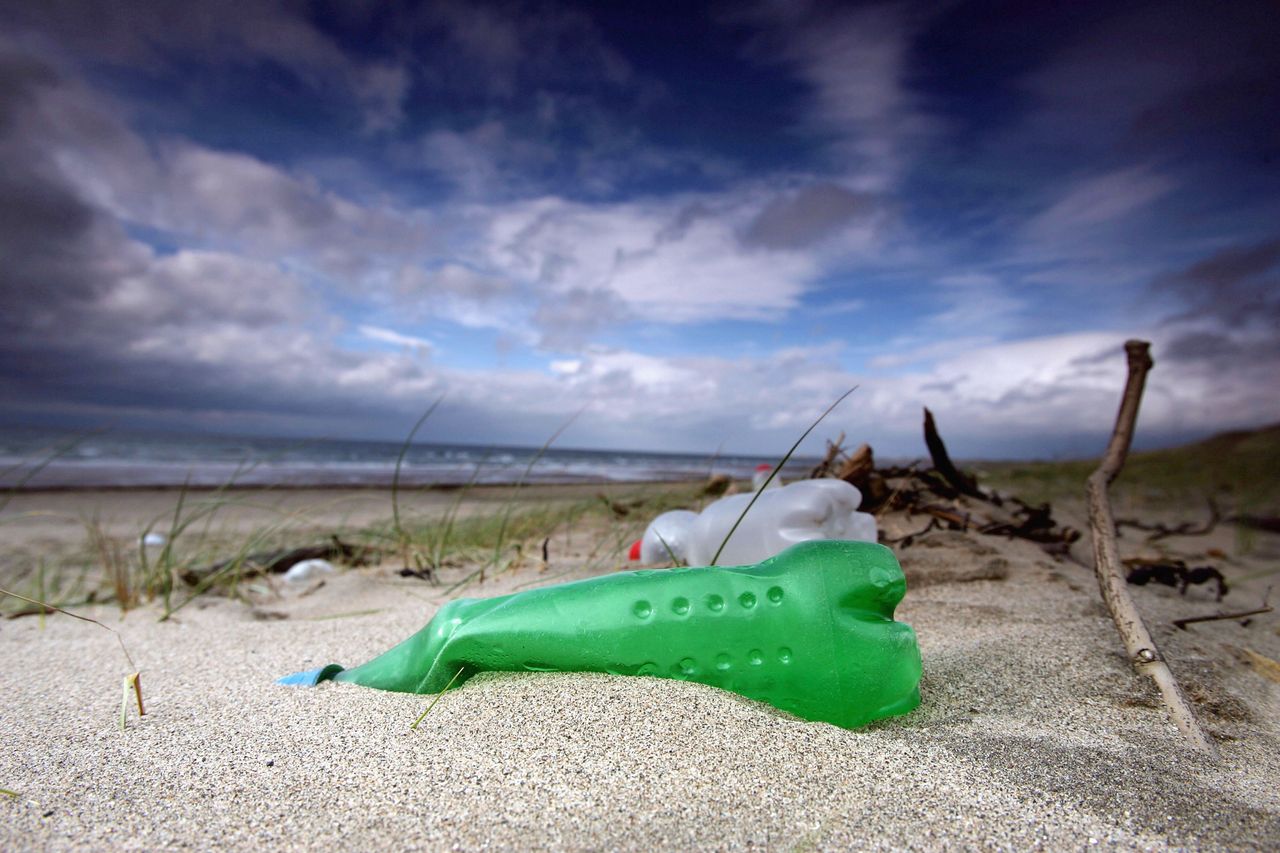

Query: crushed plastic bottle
left=636, top=478, right=877, bottom=566
left=279, top=540, right=921, bottom=729
left=282, top=558, right=335, bottom=583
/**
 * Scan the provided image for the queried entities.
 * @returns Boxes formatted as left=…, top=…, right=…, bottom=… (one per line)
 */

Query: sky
left=1, top=0, right=1278, bottom=459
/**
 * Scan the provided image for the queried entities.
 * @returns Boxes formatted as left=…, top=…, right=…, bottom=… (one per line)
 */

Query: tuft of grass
left=981, top=422, right=1280, bottom=513
left=487, top=411, right=583, bottom=577
left=85, top=514, right=133, bottom=611
left=425, top=456, right=489, bottom=573
left=440, top=412, right=582, bottom=596
left=391, top=396, right=446, bottom=574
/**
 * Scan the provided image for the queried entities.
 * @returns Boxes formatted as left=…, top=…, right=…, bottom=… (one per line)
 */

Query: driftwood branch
left=1173, top=606, right=1273, bottom=631
left=808, top=431, right=846, bottom=479
left=180, top=535, right=376, bottom=586
left=1086, top=340, right=1218, bottom=756
left=922, top=408, right=985, bottom=500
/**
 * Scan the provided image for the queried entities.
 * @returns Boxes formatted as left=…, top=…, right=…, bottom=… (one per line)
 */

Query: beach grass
left=979, top=423, right=1280, bottom=510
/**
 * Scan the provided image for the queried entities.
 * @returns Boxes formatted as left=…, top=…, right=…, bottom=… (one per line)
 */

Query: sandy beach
left=2, top=484, right=1279, bottom=850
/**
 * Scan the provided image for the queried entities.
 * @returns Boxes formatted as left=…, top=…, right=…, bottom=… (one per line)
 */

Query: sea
left=0, top=426, right=819, bottom=490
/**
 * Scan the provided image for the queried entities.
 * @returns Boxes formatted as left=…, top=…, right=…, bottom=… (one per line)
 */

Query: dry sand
left=2, top=488, right=1279, bottom=850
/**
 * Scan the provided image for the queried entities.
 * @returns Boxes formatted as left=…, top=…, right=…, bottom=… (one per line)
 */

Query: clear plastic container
left=634, top=479, right=878, bottom=566
left=636, top=509, right=699, bottom=564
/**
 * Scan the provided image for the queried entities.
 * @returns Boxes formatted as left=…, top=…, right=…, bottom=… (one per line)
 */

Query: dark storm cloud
left=0, top=48, right=138, bottom=332
left=741, top=182, right=878, bottom=250
left=1153, top=237, right=1280, bottom=325
left=1120, top=236, right=1280, bottom=437
left=0, top=43, right=429, bottom=429
left=0, top=0, right=408, bottom=131
left=1024, top=2, right=1280, bottom=159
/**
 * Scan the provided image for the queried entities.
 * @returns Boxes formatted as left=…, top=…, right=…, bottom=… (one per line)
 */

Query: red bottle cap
left=628, top=539, right=642, bottom=561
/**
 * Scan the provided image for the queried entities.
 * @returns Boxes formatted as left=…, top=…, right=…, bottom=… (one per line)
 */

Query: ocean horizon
left=0, top=425, right=824, bottom=490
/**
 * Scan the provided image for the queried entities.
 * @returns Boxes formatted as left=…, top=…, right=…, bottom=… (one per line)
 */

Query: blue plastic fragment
left=276, top=664, right=345, bottom=686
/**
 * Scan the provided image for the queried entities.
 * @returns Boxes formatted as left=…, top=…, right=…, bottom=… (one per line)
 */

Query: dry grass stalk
left=1086, top=340, right=1218, bottom=756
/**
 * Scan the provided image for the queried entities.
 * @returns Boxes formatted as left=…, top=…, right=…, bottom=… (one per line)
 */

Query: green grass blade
left=410, top=666, right=467, bottom=729
left=709, top=386, right=858, bottom=566
left=488, top=410, right=582, bottom=570
left=0, top=587, right=137, bottom=669
left=391, top=394, right=448, bottom=535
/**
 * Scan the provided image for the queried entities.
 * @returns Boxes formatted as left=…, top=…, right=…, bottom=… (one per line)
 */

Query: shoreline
left=0, top=477, right=721, bottom=495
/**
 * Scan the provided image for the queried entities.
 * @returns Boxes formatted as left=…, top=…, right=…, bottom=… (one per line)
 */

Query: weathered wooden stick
left=1173, top=606, right=1273, bottom=630
left=1086, top=340, right=1218, bottom=756
left=922, top=408, right=985, bottom=499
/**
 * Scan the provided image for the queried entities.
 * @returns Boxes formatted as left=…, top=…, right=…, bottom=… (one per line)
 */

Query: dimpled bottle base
left=280, top=540, right=922, bottom=729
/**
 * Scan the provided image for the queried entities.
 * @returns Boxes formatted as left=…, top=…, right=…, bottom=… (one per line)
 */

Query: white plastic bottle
left=631, top=479, right=877, bottom=566
left=634, top=509, right=699, bottom=564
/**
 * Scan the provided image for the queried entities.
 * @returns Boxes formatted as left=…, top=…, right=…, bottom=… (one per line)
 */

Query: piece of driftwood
left=1085, top=340, right=1217, bottom=756
left=923, top=408, right=985, bottom=500
left=981, top=499, right=1083, bottom=545
left=701, top=473, right=732, bottom=497
left=808, top=433, right=1079, bottom=556
left=1173, top=606, right=1273, bottom=630
left=180, top=535, right=376, bottom=586
left=807, top=431, right=846, bottom=479
left=1232, top=515, right=1280, bottom=533
left=835, top=442, right=872, bottom=483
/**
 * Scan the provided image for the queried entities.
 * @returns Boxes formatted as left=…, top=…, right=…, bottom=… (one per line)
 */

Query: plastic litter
left=141, top=532, right=167, bottom=547
left=636, top=509, right=699, bottom=565
left=279, top=540, right=921, bottom=729
left=751, top=462, right=781, bottom=491
left=636, top=478, right=877, bottom=566
left=283, top=558, right=335, bottom=583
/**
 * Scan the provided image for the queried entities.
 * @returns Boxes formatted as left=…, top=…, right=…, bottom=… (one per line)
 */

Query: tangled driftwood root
left=809, top=412, right=1081, bottom=561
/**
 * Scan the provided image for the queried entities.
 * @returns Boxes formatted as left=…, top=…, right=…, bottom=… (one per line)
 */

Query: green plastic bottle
left=280, top=540, right=922, bottom=729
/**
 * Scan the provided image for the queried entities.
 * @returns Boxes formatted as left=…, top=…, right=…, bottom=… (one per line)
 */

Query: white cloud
left=1025, top=166, right=1175, bottom=242
left=105, top=250, right=309, bottom=327
left=737, top=4, right=929, bottom=191
left=548, top=359, right=582, bottom=376
left=359, top=325, right=434, bottom=354
left=484, top=195, right=818, bottom=325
